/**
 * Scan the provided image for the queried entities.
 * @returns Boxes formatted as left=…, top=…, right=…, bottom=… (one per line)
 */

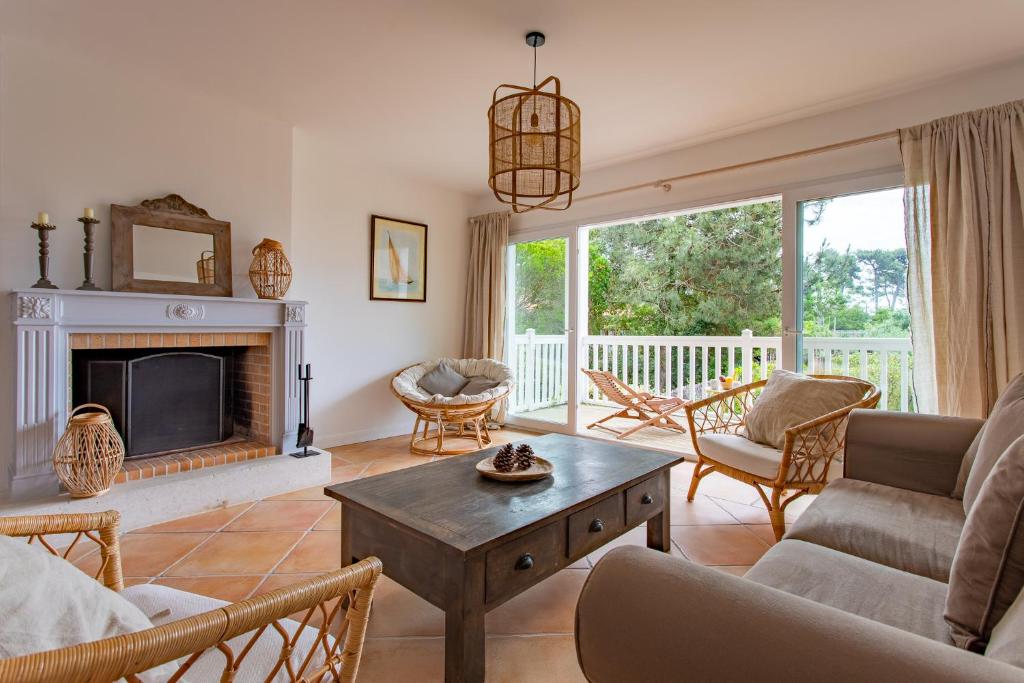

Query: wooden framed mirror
left=111, top=194, right=232, bottom=296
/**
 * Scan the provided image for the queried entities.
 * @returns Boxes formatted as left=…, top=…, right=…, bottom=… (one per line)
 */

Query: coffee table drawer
left=567, top=493, right=625, bottom=558
left=485, top=522, right=562, bottom=604
left=625, top=474, right=664, bottom=526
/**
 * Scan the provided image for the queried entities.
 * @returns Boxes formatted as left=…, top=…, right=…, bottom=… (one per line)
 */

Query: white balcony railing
left=509, top=329, right=915, bottom=414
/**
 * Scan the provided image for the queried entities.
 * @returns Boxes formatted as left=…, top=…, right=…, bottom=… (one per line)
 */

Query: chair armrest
left=844, top=409, right=984, bottom=496
left=0, top=510, right=123, bottom=591
left=0, top=557, right=383, bottom=683
left=576, top=546, right=1021, bottom=683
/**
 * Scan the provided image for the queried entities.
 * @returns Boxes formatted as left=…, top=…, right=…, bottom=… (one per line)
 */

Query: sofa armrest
left=844, top=409, right=983, bottom=496
left=576, top=546, right=1020, bottom=683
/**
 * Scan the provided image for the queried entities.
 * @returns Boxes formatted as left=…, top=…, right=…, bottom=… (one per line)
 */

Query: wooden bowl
left=476, top=455, right=553, bottom=482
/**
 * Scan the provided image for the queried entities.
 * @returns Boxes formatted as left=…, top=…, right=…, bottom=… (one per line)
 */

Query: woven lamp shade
left=489, top=75, right=581, bottom=213
left=52, top=404, right=125, bottom=498
left=248, top=238, right=293, bottom=300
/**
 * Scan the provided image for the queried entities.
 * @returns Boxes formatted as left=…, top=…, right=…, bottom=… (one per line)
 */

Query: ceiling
left=4, top=0, right=1024, bottom=194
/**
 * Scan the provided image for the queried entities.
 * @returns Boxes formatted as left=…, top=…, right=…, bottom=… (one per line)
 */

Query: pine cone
left=514, top=443, right=535, bottom=470
left=493, top=444, right=516, bottom=473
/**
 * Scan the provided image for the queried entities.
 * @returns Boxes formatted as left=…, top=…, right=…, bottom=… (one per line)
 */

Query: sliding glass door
left=791, top=177, right=915, bottom=411
left=505, top=233, right=577, bottom=432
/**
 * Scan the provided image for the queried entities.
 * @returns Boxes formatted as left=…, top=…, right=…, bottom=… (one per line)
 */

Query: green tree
left=513, top=238, right=565, bottom=334
left=856, top=248, right=907, bottom=311
left=588, top=201, right=783, bottom=336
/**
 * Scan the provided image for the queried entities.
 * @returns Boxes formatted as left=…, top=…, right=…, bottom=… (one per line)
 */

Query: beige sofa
left=576, top=403, right=1024, bottom=682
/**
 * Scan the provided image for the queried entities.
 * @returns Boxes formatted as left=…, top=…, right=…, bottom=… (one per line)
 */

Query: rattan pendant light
left=488, top=32, right=581, bottom=213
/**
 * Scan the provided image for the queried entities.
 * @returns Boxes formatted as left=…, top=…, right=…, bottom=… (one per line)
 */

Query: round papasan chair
left=391, top=358, right=513, bottom=456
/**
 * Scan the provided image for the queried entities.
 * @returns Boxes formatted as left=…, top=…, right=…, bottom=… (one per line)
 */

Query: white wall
left=290, top=130, right=472, bottom=448
left=0, top=36, right=294, bottom=493
left=473, top=58, right=1024, bottom=233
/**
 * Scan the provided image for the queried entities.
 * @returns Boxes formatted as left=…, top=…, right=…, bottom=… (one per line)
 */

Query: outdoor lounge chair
left=581, top=369, right=688, bottom=440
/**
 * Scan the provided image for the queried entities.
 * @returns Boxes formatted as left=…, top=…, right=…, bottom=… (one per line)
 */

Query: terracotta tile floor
left=72, top=428, right=811, bottom=682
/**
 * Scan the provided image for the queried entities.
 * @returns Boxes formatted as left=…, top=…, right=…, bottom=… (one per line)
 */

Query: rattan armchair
left=684, top=375, right=880, bottom=540
left=0, top=510, right=382, bottom=683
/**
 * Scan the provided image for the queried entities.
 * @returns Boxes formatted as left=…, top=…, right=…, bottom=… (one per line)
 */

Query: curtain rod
left=575, top=130, right=899, bottom=204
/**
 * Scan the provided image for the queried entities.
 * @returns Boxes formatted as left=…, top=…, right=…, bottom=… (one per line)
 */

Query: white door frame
left=504, top=226, right=579, bottom=435
left=781, top=169, right=904, bottom=370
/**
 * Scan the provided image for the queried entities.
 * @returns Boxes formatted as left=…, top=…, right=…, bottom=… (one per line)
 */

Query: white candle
left=37, top=212, right=48, bottom=225
left=83, top=207, right=94, bottom=219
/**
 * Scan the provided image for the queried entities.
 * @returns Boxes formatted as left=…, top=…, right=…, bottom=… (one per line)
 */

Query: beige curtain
left=463, top=211, right=510, bottom=420
left=900, top=100, right=1024, bottom=418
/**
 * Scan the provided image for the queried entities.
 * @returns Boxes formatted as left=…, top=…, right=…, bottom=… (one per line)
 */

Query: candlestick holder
left=30, top=221, right=59, bottom=289
left=76, top=215, right=101, bottom=290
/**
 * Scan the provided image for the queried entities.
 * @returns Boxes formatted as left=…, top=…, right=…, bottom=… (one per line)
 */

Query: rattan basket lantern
left=247, top=237, right=292, bottom=299
left=248, top=238, right=292, bottom=299
left=52, top=404, right=125, bottom=498
left=488, top=33, right=581, bottom=213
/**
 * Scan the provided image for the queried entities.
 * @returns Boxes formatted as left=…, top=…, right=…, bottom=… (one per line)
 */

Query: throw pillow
left=0, top=534, right=156, bottom=658
left=743, top=369, right=867, bottom=449
left=417, top=360, right=469, bottom=397
left=945, top=434, right=1024, bottom=650
left=460, top=375, right=501, bottom=396
left=962, top=372, right=1024, bottom=514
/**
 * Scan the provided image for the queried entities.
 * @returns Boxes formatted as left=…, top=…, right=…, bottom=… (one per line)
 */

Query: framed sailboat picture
left=370, top=215, right=428, bottom=302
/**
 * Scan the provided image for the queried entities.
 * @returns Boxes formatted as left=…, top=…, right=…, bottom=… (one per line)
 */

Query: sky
left=804, top=187, right=906, bottom=252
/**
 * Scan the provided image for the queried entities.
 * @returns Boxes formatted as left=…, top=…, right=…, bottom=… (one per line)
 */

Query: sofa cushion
left=963, top=372, right=1024, bottom=514
left=946, top=435, right=1024, bottom=650
left=0, top=534, right=156, bottom=658
left=986, top=587, right=1024, bottom=668
left=953, top=424, right=986, bottom=499
left=784, top=478, right=965, bottom=582
left=123, top=583, right=333, bottom=682
left=746, top=539, right=952, bottom=643
left=416, top=359, right=469, bottom=397
left=743, top=369, right=867, bottom=449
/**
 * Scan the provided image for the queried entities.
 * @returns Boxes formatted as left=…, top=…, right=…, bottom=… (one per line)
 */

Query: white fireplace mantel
left=8, top=288, right=307, bottom=500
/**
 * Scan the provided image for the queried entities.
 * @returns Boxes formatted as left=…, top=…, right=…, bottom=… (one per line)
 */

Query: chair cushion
left=393, top=358, right=513, bottom=406
left=743, top=369, right=867, bottom=449
left=986, top=587, right=1024, bottom=668
left=123, top=583, right=333, bottom=682
left=746, top=539, right=952, bottom=643
left=963, top=372, right=1024, bottom=514
left=0, top=535, right=175, bottom=680
left=946, top=435, right=1024, bottom=650
left=697, top=432, right=842, bottom=482
left=416, top=359, right=468, bottom=397
left=784, top=478, right=965, bottom=582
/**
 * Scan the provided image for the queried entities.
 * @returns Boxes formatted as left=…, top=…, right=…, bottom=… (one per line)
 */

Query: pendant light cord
left=532, top=43, right=537, bottom=89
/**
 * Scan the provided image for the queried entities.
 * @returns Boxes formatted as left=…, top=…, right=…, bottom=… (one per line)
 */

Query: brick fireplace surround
left=5, top=289, right=329, bottom=531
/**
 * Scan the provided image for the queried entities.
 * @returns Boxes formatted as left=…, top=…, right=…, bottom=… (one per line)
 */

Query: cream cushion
left=393, top=358, right=512, bottom=406
left=123, top=583, right=333, bottom=682
left=697, top=432, right=842, bottom=482
left=743, top=369, right=867, bottom=449
left=0, top=534, right=175, bottom=680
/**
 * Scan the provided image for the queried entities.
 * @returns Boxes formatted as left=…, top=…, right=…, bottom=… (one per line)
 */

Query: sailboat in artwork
left=387, top=232, right=414, bottom=285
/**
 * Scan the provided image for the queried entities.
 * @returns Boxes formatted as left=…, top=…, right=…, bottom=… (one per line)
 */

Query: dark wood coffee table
left=325, top=433, right=683, bottom=682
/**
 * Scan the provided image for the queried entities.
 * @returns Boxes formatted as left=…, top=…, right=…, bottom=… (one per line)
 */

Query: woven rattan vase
left=248, top=238, right=292, bottom=299
left=53, top=404, right=125, bottom=498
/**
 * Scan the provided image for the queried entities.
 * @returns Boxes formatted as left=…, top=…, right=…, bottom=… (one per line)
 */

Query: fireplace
left=73, top=349, right=236, bottom=458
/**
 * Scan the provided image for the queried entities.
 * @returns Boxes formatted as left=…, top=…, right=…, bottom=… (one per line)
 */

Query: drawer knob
left=515, top=553, right=534, bottom=571
left=589, top=518, right=604, bottom=533
left=640, top=493, right=654, bottom=505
